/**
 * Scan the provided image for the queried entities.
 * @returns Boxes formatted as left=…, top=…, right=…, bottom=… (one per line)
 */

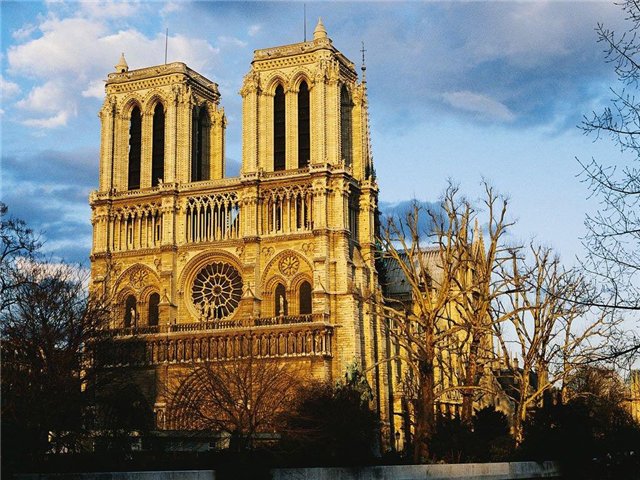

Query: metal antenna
left=304, top=4, right=307, bottom=41
left=360, top=41, right=367, bottom=79
left=164, top=28, right=168, bottom=64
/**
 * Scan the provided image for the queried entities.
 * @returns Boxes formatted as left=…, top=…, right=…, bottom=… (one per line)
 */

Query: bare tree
left=167, top=354, right=303, bottom=450
left=448, top=183, right=515, bottom=423
left=1, top=258, right=111, bottom=458
left=378, top=182, right=514, bottom=461
left=493, top=244, right=617, bottom=444
left=579, top=0, right=640, bottom=315
left=0, top=202, right=42, bottom=311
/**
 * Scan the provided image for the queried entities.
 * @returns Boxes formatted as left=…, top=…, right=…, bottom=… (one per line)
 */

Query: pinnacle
left=313, top=17, right=328, bottom=40
left=115, top=52, right=129, bottom=73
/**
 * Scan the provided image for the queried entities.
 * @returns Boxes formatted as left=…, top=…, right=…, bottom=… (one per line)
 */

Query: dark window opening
left=128, top=107, right=142, bottom=190
left=299, top=281, right=312, bottom=315
left=191, top=107, right=211, bottom=181
left=151, top=104, right=165, bottom=187
left=340, top=85, right=352, bottom=168
left=148, top=292, right=160, bottom=326
left=298, top=81, right=310, bottom=168
left=275, top=283, right=287, bottom=316
left=124, top=295, right=137, bottom=328
left=274, top=85, right=286, bottom=171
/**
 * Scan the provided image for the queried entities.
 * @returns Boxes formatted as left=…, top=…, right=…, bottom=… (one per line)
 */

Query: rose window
left=278, top=254, right=300, bottom=277
left=191, top=262, right=243, bottom=320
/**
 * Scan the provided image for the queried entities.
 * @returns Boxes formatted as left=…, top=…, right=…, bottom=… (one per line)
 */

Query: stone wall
left=18, top=462, right=561, bottom=480
left=18, top=471, right=215, bottom=480
left=270, top=462, right=561, bottom=480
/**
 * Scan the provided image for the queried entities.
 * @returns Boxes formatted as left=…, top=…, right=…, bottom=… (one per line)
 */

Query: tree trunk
left=461, top=335, right=480, bottom=424
left=413, top=356, right=435, bottom=463
left=513, top=375, right=529, bottom=445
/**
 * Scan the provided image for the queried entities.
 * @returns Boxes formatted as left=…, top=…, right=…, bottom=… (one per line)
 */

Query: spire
left=360, top=41, right=374, bottom=180
left=472, top=218, right=485, bottom=258
left=115, top=52, right=129, bottom=73
left=313, top=17, right=327, bottom=40
left=472, top=218, right=481, bottom=244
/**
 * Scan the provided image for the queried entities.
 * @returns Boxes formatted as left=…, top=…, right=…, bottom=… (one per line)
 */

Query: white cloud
left=6, top=7, right=220, bottom=129
left=218, top=35, right=248, bottom=48
left=161, top=2, right=182, bottom=16
left=458, top=2, right=624, bottom=69
left=15, top=81, right=76, bottom=128
left=82, top=79, right=105, bottom=99
left=16, top=81, right=69, bottom=112
left=12, top=23, right=37, bottom=41
left=248, top=24, right=261, bottom=37
left=0, top=75, right=21, bottom=98
left=22, top=111, right=70, bottom=128
left=442, top=91, right=516, bottom=123
left=79, top=0, right=141, bottom=19
left=7, top=17, right=108, bottom=78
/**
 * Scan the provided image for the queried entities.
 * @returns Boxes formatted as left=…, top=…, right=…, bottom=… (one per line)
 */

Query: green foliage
left=519, top=398, right=640, bottom=479
left=429, top=407, right=514, bottom=463
left=280, top=366, right=380, bottom=466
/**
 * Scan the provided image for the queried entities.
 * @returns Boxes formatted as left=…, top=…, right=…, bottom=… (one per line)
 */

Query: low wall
left=17, top=471, right=215, bottom=480
left=17, top=462, right=561, bottom=480
left=271, top=462, right=561, bottom=480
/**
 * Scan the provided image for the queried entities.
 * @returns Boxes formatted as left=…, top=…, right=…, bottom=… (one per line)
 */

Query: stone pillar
left=164, top=90, right=178, bottom=184
left=140, top=110, right=153, bottom=189
left=286, top=85, right=298, bottom=170
left=98, top=96, right=116, bottom=192
left=211, top=108, right=226, bottom=179
left=259, top=91, right=273, bottom=172
left=311, top=72, right=327, bottom=166
left=240, top=70, right=260, bottom=176
left=175, top=85, right=192, bottom=184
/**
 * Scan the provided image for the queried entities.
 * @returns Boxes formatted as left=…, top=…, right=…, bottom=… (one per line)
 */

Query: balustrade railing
left=106, top=313, right=328, bottom=337
left=96, top=315, right=333, bottom=367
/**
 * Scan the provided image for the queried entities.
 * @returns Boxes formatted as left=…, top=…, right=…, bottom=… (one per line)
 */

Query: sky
left=1, top=0, right=636, bottom=266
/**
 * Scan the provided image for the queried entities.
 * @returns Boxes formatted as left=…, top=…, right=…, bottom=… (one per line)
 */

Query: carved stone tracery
left=191, top=262, right=243, bottom=321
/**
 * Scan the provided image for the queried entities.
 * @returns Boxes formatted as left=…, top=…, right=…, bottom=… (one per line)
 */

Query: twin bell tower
left=90, top=20, right=391, bottom=432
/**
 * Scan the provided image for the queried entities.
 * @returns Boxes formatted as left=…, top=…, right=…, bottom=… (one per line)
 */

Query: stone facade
left=90, top=21, right=391, bottom=438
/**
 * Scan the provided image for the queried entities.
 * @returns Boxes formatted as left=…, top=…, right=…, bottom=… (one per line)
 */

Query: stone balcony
left=94, top=314, right=333, bottom=368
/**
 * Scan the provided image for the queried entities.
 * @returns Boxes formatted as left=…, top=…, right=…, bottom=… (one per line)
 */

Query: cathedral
left=90, top=20, right=399, bottom=444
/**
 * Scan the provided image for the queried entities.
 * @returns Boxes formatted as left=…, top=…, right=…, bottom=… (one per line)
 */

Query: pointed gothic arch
left=273, top=84, right=286, bottom=171
left=274, top=282, right=287, bottom=316
left=340, top=84, right=353, bottom=168
left=298, top=280, right=312, bottom=315
left=192, top=105, right=211, bottom=181
left=124, top=294, right=137, bottom=328
left=128, top=105, right=142, bottom=190
left=297, top=80, right=310, bottom=168
left=148, top=292, right=160, bottom=326
left=152, top=102, right=165, bottom=186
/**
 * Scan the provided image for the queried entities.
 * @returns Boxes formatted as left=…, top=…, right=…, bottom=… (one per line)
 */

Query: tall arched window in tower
left=275, top=283, right=287, bottom=316
left=191, top=106, right=210, bottom=181
left=299, top=281, right=312, bottom=315
left=273, top=84, right=286, bottom=171
left=148, top=292, right=160, bottom=326
left=124, top=294, right=137, bottom=328
left=151, top=103, right=165, bottom=186
left=128, top=106, right=142, bottom=190
left=298, top=81, right=310, bottom=168
left=340, top=85, right=352, bottom=168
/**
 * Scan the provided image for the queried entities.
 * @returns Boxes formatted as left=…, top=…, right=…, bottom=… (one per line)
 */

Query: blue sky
left=1, top=0, right=635, bottom=265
